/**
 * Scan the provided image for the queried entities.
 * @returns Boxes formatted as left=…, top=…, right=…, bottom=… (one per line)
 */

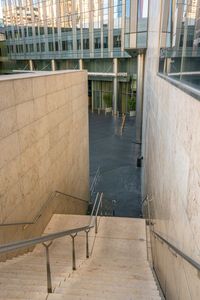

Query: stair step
left=0, top=291, right=48, bottom=299
left=54, top=287, right=160, bottom=297
left=0, top=269, right=67, bottom=277
left=0, top=298, right=47, bottom=300
left=0, top=272, right=64, bottom=281
left=0, top=277, right=60, bottom=287
left=60, top=279, right=158, bottom=290
left=0, top=260, right=83, bottom=272
left=0, top=284, right=48, bottom=292
left=48, top=293, right=161, bottom=300
left=71, top=269, right=154, bottom=279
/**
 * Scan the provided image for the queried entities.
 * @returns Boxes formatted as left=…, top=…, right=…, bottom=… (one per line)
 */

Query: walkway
left=89, top=113, right=141, bottom=217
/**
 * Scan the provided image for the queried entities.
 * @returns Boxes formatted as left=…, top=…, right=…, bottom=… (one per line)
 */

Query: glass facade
left=2, top=0, right=129, bottom=60
left=125, top=0, right=149, bottom=49
left=159, top=0, right=200, bottom=91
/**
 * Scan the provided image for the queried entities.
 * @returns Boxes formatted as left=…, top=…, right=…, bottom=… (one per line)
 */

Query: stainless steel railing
left=90, top=167, right=101, bottom=197
left=0, top=190, right=88, bottom=227
left=152, top=229, right=200, bottom=272
left=142, top=195, right=200, bottom=274
left=0, top=192, right=103, bottom=293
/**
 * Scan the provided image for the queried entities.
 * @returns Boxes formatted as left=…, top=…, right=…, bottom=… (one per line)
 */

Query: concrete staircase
left=0, top=215, right=161, bottom=300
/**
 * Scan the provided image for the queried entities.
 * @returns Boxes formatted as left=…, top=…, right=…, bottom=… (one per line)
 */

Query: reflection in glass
left=159, top=0, right=200, bottom=91
left=114, top=0, right=122, bottom=29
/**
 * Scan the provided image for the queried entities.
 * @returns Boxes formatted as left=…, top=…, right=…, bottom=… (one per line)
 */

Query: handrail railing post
left=85, top=230, right=90, bottom=258
left=100, top=199, right=103, bottom=216
left=95, top=217, right=98, bottom=234
left=43, top=241, right=53, bottom=293
left=70, top=234, right=77, bottom=270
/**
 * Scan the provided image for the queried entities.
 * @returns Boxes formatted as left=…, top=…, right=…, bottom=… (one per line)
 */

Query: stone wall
left=142, top=1, right=200, bottom=299
left=0, top=70, right=89, bottom=257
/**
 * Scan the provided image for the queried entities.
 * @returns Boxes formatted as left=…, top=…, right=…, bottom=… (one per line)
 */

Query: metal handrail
left=143, top=195, right=200, bottom=275
left=0, top=190, right=88, bottom=227
left=0, top=225, right=90, bottom=254
left=151, top=229, right=200, bottom=272
left=0, top=192, right=104, bottom=293
left=90, top=167, right=100, bottom=196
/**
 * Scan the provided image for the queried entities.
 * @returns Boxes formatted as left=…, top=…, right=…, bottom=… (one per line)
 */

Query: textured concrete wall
left=142, top=1, right=200, bottom=299
left=0, top=70, right=89, bottom=256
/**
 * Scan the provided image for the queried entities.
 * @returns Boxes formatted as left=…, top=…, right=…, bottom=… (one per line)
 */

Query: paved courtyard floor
left=89, top=112, right=142, bottom=218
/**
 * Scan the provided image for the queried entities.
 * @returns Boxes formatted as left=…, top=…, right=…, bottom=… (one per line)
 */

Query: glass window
left=94, top=0, right=100, bottom=28
left=41, top=42, right=45, bottom=52
left=82, top=0, right=89, bottom=28
left=36, top=43, right=40, bottom=52
left=48, top=42, right=54, bottom=51
left=114, top=0, right=122, bottom=29
left=126, top=0, right=130, bottom=18
left=113, top=35, right=121, bottom=47
left=29, top=44, right=34, bottom=52
left=94, top=37, right=101, bottom=49
left=28, top=27, right=32, bottom=36
left=48, top=27, right=53, bottom=35
left=104, top=36, right=108, bottom=48
left=9, top=30, right=13, bottom=39
left=67, top=40, right=73, bottom=50
left=62, top=41, right=67, bottom=51
left=77, top=39, right=81, bottom=50
left=83, top=38, right=89, bottom=50
left=159, top=0, right=200, bottom=92
left=62, top=40, right=73, bottom=51
left=103, top=0, right=109, bottom=26
left=35, top=27, right=39, bottom=36
left=55, top=41, right=59, bottom=51
left=40, top=27, right=44, bottom=35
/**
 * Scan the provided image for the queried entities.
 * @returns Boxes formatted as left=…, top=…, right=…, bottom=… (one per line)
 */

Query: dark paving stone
left=89, top=112, right=142, bottom=218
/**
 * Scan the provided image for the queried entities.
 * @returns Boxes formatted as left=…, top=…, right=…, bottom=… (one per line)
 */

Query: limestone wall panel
left=0, top=70, right=89, bottom=260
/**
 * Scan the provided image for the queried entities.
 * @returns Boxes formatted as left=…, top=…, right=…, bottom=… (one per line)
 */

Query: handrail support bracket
left=42, top=241, right=53, bottom=294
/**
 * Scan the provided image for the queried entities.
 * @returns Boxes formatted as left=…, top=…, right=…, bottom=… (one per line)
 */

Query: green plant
left=103, top=93, right=112, bottom=108
left=128, top=95, right=136, bottom=111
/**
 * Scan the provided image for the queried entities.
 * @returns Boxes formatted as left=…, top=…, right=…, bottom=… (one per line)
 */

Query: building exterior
left=0, top=0, right=200, bottom=298
left=1, top=0, right=149, bottom=114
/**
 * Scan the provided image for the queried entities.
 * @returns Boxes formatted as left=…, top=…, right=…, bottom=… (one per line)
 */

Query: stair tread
left=48, top=293, right=161, bottom=300
left=54, top=287, right=160, bottom=296
left=60, top=278, right=156, bottom=288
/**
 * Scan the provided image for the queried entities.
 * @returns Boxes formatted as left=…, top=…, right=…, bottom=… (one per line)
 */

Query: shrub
left=103, top=93, right=112, bottom=108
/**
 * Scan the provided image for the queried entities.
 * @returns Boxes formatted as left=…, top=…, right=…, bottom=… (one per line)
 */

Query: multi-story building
left=1, top=0, right=150, bottom=114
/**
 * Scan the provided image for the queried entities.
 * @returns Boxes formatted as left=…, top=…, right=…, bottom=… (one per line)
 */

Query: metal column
left=136, top=53, right=145, bottom=143
left=29, top=60, right=33, bottom=71
left=113, top=58, right=118, bottom=115
left=51, top=59, right=56, bottom=71
left=79, top=59, right=83, bottom=70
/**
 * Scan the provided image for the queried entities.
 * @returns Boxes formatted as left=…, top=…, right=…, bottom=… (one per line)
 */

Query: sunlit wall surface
left=1, top=0, right=132, bottom=60
left=159, top=0, right=200, bottom=92
left=125, top=0, right=148, bottom=49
